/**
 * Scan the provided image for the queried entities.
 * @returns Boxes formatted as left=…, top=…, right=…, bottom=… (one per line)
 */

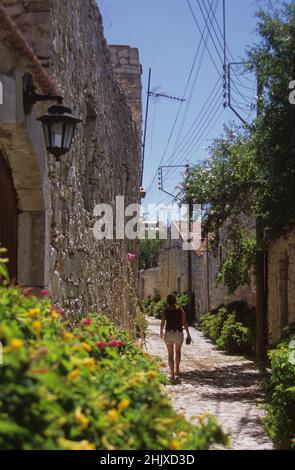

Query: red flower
left=82, top=318, right=92, bottom=326
left=22, top=287, right=33, bottom=297
left=108, top=339, right=124, bottom=348
left=96, top=341, right=106, bottom=349
left=59, top=308, right=65, bottom=315
left=41, top=289, right=50, bottom=297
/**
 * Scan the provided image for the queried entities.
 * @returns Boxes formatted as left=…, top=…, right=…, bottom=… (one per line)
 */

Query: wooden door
left=0, top=153, right=18, bottom=282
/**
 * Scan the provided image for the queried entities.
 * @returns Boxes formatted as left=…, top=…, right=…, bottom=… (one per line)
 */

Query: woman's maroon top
left=164, top=306, right=183, bottom=332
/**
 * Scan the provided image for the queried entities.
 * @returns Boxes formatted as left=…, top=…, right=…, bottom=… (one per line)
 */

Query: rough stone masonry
left=0, top=0, right=142, bottom=326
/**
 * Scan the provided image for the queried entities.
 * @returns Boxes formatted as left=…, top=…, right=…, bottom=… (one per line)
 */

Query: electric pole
left=255, top=77, right=266, bottom=360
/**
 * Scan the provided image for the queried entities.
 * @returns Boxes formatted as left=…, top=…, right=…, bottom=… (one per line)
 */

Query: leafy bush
left=143, top=294, right=189, bottom=320
left=152, top=299, right=167, bottom=319
left=216, top=314, right=255, bottom=354
left=0, top=284, right=228, bottom=450
left=176, top=293, right=189, bottom=310
left=201, top=307, right=228, bottom=342
left=263, top=336, right=295, bottom=449
left=200, top=303, right=255, bottom=355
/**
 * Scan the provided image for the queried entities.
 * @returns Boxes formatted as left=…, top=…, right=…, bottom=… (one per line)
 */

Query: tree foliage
left=184, top=1, right=295, bottom=294
left=139, top=239, right=163, bottom=271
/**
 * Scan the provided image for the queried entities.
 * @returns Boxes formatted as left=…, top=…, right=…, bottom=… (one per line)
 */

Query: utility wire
left=146, top=0, right=219, bottom=198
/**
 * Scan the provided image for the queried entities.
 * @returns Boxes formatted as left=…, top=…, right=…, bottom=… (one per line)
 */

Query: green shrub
left=0, top=285, right=228, bottom=450
left=176, top=293, right=189, bottom=310
left=200, top=303, right=255, bottom=355
left=200, top=307, right=228, bottom=342
left=152, top=298, right=167, bottom=319
left=263, top=336, right=295, bottom=449
left=216, top=314, right=255, bottom=354
left=144, top=293, right=189, bottom=320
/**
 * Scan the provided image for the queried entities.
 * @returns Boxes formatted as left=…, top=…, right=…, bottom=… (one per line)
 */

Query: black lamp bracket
left=23, top=73, right=63, bottom=115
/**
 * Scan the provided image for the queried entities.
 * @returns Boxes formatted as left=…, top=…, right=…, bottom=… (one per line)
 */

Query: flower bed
left=0, top=285, right=228, bottom=450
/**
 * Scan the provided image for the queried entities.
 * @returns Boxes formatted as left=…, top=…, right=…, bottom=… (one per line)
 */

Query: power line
left=174, top=0, right=219, bottom=150
left=166, top=80, right=223, bottom=166
left=186, top=0, right=223, bottom=77
left=146, top=0, right=220, bottom=198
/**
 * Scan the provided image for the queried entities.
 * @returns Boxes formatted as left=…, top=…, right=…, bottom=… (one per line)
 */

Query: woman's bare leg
left=175, top=344, right=182, bottom=376
left=166, top=343, right=175, bottom=379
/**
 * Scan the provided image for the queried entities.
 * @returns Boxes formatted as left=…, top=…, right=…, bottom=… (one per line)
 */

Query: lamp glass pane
left=43, top=123, right=51, bottom=148
left=51, top=121, right=64, bottom=148
left=63, top=122, right=76, bottom=150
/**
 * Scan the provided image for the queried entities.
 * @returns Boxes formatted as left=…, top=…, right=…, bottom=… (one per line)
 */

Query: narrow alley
left=145, top=317, right=273, bottom=450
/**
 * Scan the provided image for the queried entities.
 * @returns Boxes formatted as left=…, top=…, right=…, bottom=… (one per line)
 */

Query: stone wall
left=109, top=45, right=142, bottom=135
left=193, top=250, right=256, bottom=320
left=267, top=229, right=295, bottom=344
left=0, top=0, right=142, bottom=327
left=139, top=268, right=159, bottom=300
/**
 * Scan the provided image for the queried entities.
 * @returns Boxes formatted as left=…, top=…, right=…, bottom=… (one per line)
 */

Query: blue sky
left=98, top=0, right=262, bottom=209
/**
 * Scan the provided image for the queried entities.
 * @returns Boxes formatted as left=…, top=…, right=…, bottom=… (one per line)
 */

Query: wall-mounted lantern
left=37, top=103, right=81, bottom=161
left=23, top=74, right=81, bottom=161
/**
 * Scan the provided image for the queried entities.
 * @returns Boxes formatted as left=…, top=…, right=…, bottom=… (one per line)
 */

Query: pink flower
left=41, top=289, right=50, bottom=297
left=22, top=287, right=33, bottom=297
left=39, top=347, right=48, bottom=355
left=127, top=252, right=138, bottom=261
left=82, top=318, right=92, bottom=326
left=96, top=341, right=106, bottom=349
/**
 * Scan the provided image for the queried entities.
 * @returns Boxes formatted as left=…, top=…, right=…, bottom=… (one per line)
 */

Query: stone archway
left=0, top=150, right=18, bottom=281
left=0, top=123, right=47, bottom=288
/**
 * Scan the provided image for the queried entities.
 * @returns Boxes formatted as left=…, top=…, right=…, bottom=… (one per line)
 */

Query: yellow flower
left=107, top=409, right=119, bottom=421
left=97, top=398, right=109, bottom=410
left=27, top=308, right=41, bottom=318
left=73, top=342, right=92, bottom=352
left=51, top=311, right=59, bottom=320
left=118, top=399, right=130, bottom=412
left=63, top=332, right=74, bottom=341
left=83, top=357, right=95, bottom=371
left=32, top=321, right=42, bottom=333
left=170, top=440, right=181, bottom=450
left=75, top=407, right=90, bottom=429
left=68, top=368, right=80, bottom=381
left=147, top=370, right=157, bottom=379
left=198, top=411, right=210, bottom=423
left=9, top=338, right=24, bottom=351
left=58, top=438, right=96, bottom=451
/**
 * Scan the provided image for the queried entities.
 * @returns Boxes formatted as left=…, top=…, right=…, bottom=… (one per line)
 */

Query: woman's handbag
left=186, top=335, right=192, bottom=345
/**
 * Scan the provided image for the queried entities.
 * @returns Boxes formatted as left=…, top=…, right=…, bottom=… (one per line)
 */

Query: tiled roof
left=0, top=4, right=60, bottom=97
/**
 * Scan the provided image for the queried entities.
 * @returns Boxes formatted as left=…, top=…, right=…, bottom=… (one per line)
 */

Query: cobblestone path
left=145, top=317, right=273, bottom=450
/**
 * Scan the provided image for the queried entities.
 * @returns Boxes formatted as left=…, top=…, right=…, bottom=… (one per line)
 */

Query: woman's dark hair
left=167, top=294, right=176, bottom=306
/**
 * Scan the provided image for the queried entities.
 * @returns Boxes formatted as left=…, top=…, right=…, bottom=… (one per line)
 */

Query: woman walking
left=160, top=294, right=191, bottom=381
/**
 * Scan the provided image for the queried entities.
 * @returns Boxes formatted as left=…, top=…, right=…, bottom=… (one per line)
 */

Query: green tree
left=139, top=239, right=164, bottom=271
left=184, top=1, right=295, bottom=294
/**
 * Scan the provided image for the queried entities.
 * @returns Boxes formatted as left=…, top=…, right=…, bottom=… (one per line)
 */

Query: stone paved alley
left=145, top=317, right=273, bottom=450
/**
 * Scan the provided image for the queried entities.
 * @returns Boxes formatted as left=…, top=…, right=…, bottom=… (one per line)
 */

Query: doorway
left=0, top=152, right=18, bottom=282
